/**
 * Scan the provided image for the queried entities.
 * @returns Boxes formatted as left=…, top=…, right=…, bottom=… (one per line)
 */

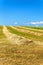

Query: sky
left=0, top=0, right=43, bottom=26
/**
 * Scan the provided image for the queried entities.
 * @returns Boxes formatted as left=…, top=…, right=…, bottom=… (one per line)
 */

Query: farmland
left=0, top=26, right=43, bottom=65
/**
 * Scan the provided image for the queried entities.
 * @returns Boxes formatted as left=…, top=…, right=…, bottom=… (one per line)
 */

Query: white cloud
left=31, top=21, right=43, bottom=25
left=25, top=21, right=43, bottom=26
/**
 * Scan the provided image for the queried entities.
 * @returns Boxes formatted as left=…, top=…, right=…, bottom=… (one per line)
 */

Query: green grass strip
left=7, top=26, right=43, bottom=41
left=23, top=26, right=43, bottom=30
left=14, top=26, right=43, bottom=33
left=0, top=26, right=6, bottom=39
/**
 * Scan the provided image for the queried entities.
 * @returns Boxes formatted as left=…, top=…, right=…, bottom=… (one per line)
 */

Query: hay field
left=0, top=26, right=43, bottom=65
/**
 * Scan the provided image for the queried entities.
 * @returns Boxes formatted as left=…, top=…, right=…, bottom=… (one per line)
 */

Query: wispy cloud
left=14, top=22, right=18, bottom=25
left=26, top=21, right=43, bottom=26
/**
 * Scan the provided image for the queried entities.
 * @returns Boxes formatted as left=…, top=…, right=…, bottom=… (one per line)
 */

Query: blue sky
left=0, top=0, right=43, bottom=26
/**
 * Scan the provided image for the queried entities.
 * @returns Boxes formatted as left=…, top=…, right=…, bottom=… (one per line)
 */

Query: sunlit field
left=0, top=26, right=43, bottom=65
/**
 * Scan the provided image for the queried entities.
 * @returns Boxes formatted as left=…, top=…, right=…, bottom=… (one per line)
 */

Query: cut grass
left=7, top=26, right=43, bottom=41
left=0, top=42, right=43, bottom=65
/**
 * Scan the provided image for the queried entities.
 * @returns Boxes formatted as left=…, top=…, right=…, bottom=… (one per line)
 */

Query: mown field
left=0, top=26, right=43, bottom=65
